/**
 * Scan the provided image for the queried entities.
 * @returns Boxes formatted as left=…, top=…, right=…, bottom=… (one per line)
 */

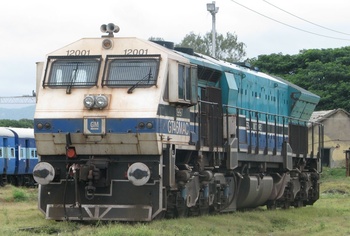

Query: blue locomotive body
left=33, top=24, right=323, bottom=221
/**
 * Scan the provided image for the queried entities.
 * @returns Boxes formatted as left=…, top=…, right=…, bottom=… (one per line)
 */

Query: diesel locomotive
left=33, top=24, right=323, bottom=221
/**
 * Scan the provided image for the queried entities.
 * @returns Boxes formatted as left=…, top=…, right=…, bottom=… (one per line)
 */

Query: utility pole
left=207, top=1, right=219, bottom=57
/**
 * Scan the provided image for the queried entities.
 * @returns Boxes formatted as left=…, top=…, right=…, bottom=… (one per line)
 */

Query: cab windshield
left=102, top=55, right=160, bottom=88
left=44, top=56, right=101, bottom=90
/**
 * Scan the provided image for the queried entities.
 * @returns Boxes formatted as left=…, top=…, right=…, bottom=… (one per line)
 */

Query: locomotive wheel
left=282, top=201, right=291, bottom=209
left=188, top=204, right=209, bottom=216
left=165, top=192, right=177, bottom=219
left=294, top=200, right=304, bottom=208
left=198, top=194, right=210, bottom=215
left=176, top=201, right=189, bottom=217
left=188, top=192, right=210, bottom=216
left=175, top=192, right=188, bottom=218
left=199, top=202, right=210, bottom=215
left=188, top=205, right=200, bottom=217
left=266, top=200, right=277, bottom=210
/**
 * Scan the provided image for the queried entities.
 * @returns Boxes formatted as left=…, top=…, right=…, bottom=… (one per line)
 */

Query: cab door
left=200, top=86, right=223, bottom=151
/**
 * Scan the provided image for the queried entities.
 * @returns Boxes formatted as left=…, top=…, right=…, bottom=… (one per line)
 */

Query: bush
left=12, top=188, right=29, bottom=202
left=321, top=167, right=346, bottom=180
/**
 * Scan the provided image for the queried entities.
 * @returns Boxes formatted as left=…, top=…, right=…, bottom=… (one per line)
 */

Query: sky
left=1, top=0, right=350, bottom=101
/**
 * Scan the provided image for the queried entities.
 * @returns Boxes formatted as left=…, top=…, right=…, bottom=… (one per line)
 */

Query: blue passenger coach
left=0, top=127, right=37, bottom=186
left=0, top=127, right=15, bottom=186
left=9, top=128, right=37, bottom=186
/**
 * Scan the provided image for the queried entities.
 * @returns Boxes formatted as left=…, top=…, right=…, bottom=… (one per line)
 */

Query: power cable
left=263, top=0, right=350, bottom=36
left=229, top=0, right=350, bottom=41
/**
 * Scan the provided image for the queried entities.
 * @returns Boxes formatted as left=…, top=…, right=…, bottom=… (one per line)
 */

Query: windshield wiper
left=127, top=68, right=153, bottom=94
left=66, top=64, right=79, bottom=94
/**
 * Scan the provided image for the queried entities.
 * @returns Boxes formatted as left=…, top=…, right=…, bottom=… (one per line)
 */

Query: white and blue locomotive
left=33, top=24, right=323, bottom=221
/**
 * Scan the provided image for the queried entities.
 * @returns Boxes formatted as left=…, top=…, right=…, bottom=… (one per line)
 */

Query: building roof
left=310, top=108, right=350, bottom=123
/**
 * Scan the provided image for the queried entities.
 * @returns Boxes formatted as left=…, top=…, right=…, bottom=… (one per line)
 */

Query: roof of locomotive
left=174, top=50, right=287, bottom=85
left=174, top=48, right=320, bottom=104
left=271, top=74, right=320, bottom=101
left=46, top=35, right=319, bottom=104
left=48, top=37, right=187, bottom=62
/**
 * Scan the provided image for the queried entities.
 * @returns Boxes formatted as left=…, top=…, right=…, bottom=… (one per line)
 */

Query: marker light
left=37, top=123, right=43, bottom=130
left=146, top=122, right=153, bottom=129
left=138, top=122, right=145, bottom=129
left=84, top=95, right=95, bottom=109
left=66, top=147, right=77, bottom=159
left=102, top=39, right=113, bottom=49
left=44, top=123, right=51, bottom=129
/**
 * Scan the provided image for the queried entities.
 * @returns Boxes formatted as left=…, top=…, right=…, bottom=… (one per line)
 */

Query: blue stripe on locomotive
left=35, top=117, right=196, bottom=138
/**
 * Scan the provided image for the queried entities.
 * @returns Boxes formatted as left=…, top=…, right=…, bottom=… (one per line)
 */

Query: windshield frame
left=102, top=54, right=161, bottom=88
left=42, top=55, right=102, bottom=89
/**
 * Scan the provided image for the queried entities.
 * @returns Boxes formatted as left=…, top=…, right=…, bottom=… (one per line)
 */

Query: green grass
left=1, top=168, right=350, bottom=236
left=0, top=185, right=37, bottom=202
left=320, top=167, right=347, bottom=180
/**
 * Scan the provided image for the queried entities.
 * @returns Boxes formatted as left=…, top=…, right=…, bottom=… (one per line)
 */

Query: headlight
left=83, top=95, right=95, bottom=109
left=84, top=94, right=109, bottom=109
left=95, top=94, right=108, bottom=109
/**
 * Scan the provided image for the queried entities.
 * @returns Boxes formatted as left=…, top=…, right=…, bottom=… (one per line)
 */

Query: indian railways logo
left=167, top=120, right=190, bottom=135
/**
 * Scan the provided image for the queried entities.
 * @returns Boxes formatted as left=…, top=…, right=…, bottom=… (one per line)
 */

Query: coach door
left=25, top=139, right=30, bottom=172
left=200, top=86, right=223, bottom=150
left=3, top=138, right=8, bottom=170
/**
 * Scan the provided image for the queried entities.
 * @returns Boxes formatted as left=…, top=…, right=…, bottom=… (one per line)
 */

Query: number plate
left=84, top=117, right=106, bottom=135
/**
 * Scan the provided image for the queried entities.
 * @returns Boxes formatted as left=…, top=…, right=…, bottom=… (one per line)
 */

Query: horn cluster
left=100, top=23, right=120, bottom=37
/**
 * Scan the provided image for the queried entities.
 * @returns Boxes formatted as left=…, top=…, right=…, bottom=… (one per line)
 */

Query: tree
left=0, top=119, right=34, bottom=128
left=177, top=32, right=246, bottom=62
left=251, top=47, right=350, bottom=112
